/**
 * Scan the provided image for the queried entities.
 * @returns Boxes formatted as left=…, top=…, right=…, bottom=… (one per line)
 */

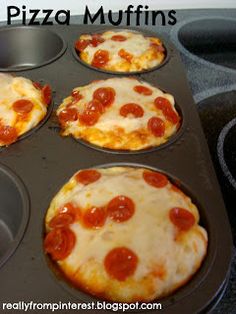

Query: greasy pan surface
left=0, top=25, right=232, bottom=313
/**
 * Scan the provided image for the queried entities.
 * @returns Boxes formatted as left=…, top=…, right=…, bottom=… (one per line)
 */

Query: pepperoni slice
left=83, top=207, right=107, bottom=229
left=133, top=85, right=153, bottom=95
left=86, top=99, right=105, bottom=114
left=90, top=34, right=105, bottom=47
left=169, top=207, right=195, bottom=231
left=79, top=99, right=104, bottom=126
left=143, top=170, right=168, bottom=188
left=60, top=202, right=81, bottom=221
left=111, top=35, right=127, bottom=42
left=75, top=39, right=90, bottom=52
left=49, top=203, right=81, bottom=229
left=71, top=90, right=83, bottom=102
left=154, top=97, right=179, bottom=124
left=151, top=43, right=165, bottom=52
left=107, top=195, right=135, bottom=223
left=104, top=247, right=138, bottom=281
left=0, top=125, right=18, bottom=145
left=33, top=81, right=42, bottom=90
left=91, top=50, right=109, bottom=68
left=147, top=117, right=165, bottom=137
left=48, top=213, right=75, bottom=229
left=120, top=103, right=144, bottom=118
left=75, top=169, right=101, bottom=185
left=44, top=227, right=76, bottom=261
left=118, top=49, right=133, bottom=63
left=42, top=85, right=52, bottom=105
left=79, top=109, right=100, bottom=126
left=93, top=87, right=115, bottom=108
left=12, top=99, right=33, bottom=114
left=58, top=107, right=78, bottom=126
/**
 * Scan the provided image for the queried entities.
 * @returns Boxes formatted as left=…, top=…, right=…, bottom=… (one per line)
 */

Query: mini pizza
left=57, top=77, right=180, bottom=151
left=74, top=30, right=166, bottom=72
left=0, top=73, right=52, bottom=146
left=44, top=166, right=208, bottom=302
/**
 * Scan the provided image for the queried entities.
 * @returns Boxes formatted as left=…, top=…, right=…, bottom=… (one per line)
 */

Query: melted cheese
left=45, top=167, right=208, bottom=302
left=79, top=31, right=165, bottom=72
left=0, top=73, right=47, bottom=146
left=57, top=77, right=180, bottom=151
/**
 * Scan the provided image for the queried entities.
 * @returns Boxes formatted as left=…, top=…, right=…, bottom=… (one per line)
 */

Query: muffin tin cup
left=0, top=24, right=232, bottom=314
left=43, top=162, right=216, bottom=311
left=72, top=27, right=170, bottom=75
left=177, top=18, right=236, bottom=71
left=0, top=26, right=67, bottom=71
left=0, top=163, right=30, bottom=268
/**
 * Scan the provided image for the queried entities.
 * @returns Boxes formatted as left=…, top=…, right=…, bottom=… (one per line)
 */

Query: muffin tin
left=0, top=25, right=232, bottom=313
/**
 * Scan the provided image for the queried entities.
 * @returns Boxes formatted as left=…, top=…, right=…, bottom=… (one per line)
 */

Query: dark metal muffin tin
left=0, top=25, right=232, bottom=313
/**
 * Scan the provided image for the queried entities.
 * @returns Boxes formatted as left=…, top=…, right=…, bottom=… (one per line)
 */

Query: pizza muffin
left=44, top=166, right=208, bottom=302
left=0, top=73, right=52, bottom=146
left=57, top=77, right=180, bottom=151
left=74, top=30, right=166, bottom=72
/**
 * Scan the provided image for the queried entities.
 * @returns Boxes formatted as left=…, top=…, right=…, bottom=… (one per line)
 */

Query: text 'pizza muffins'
left=0, top=73, right=52, bottom=146
left=44, top=166, right=208, bottom=302
left=74, top=30, right=166, bottom=73
left=57, top=77, right=181, bottom=151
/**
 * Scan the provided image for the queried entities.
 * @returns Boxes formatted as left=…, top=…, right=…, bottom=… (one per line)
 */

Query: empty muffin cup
left=0, top=163, right=29, bottom=268
left=178, top=19, right=236, bottom=70
left=0, top=26, right=66, bottom=71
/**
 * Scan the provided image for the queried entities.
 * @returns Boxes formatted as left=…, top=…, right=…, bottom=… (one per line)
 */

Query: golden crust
left=61, top=124, right=175, bottom=151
